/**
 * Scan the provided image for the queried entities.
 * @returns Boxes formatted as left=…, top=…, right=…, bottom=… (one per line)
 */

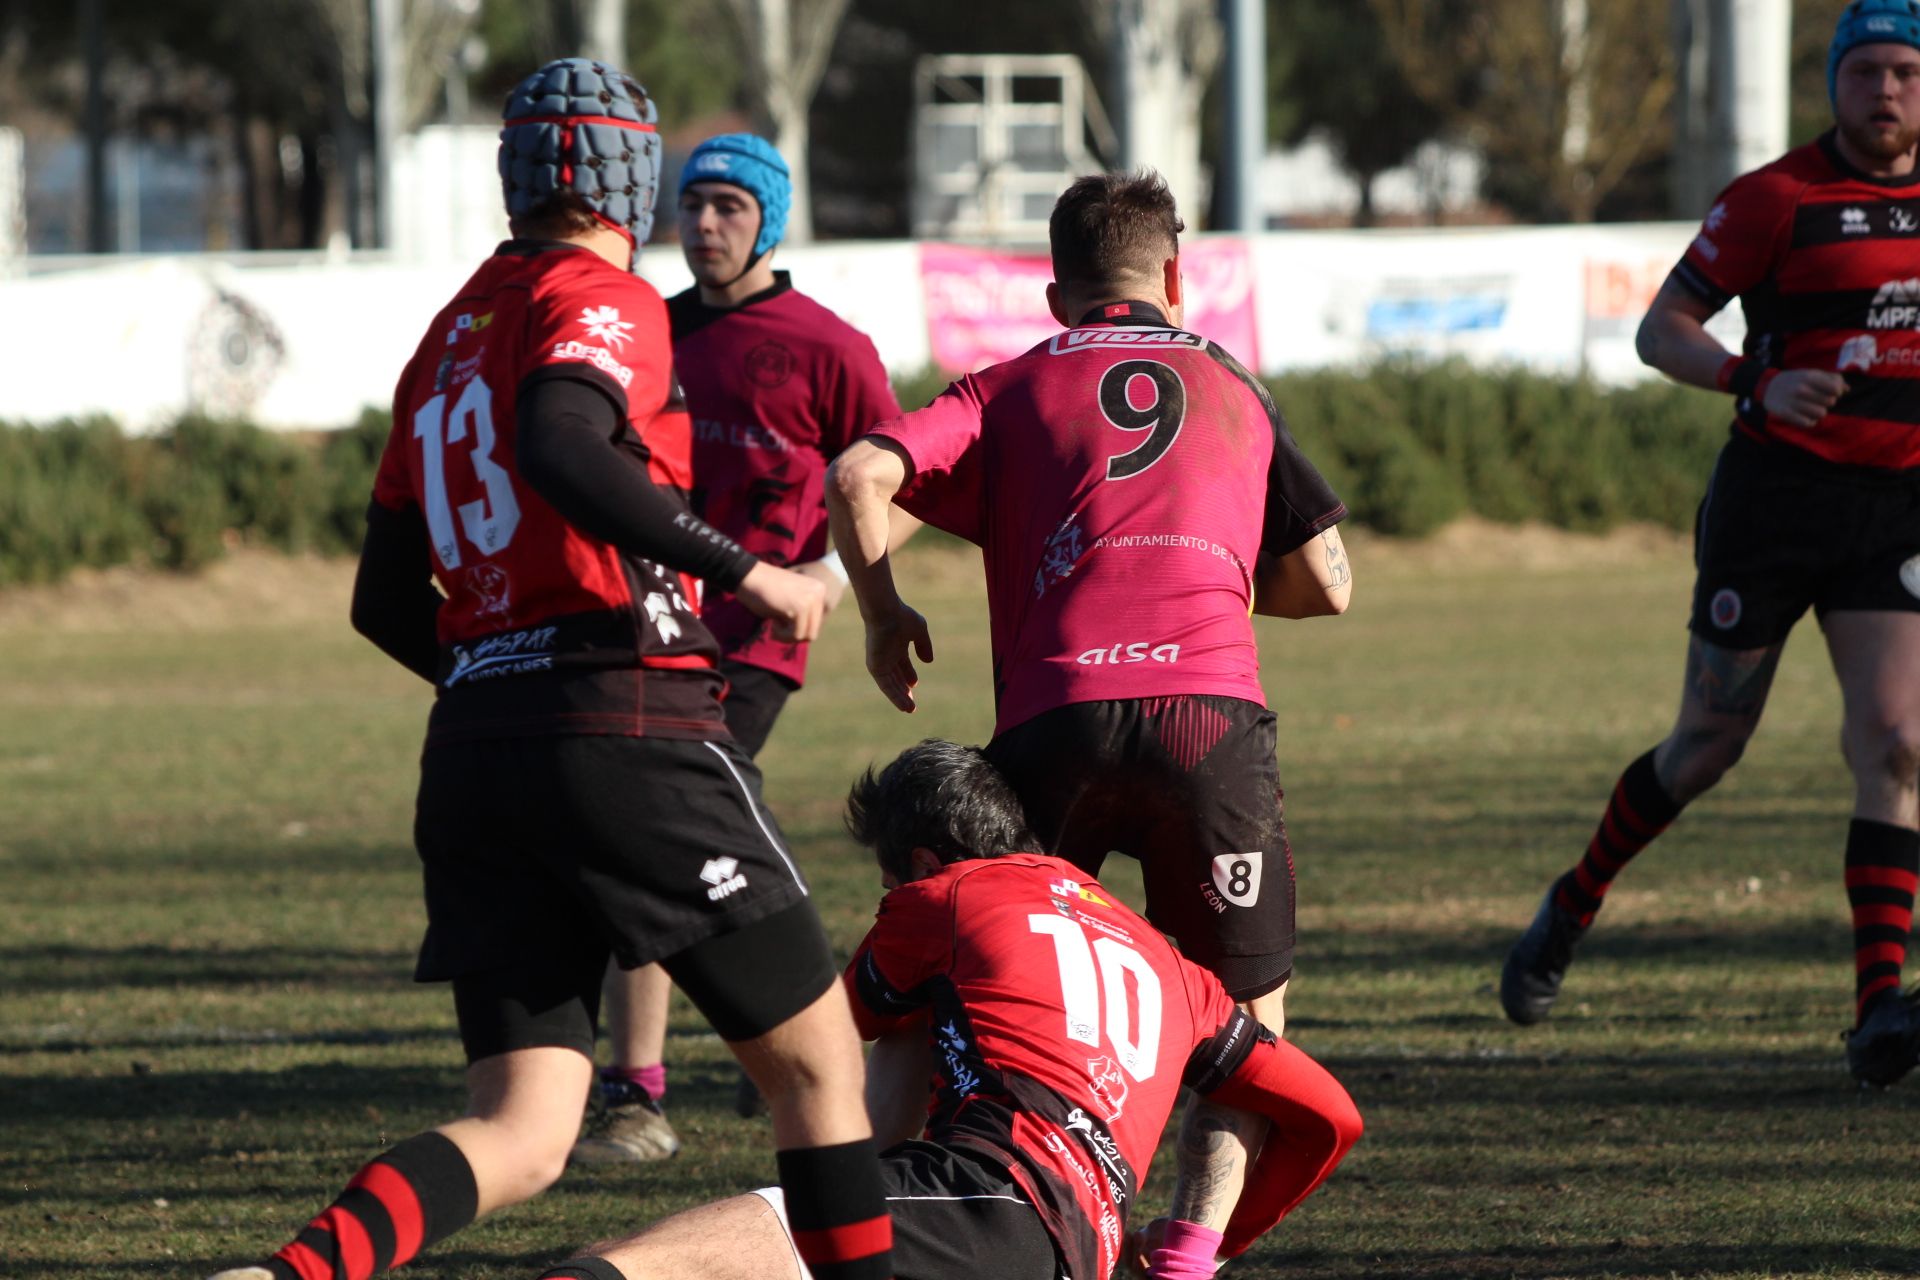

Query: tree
left=713, top=0, right=855, bottom=242
left=1267, top=1, right=1451, bottom=225
left=1371, top=0, right=1675, bottom=223
left=1077, top=0, right=1220, bottom=223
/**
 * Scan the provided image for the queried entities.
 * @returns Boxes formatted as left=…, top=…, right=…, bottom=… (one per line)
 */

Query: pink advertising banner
left=919, top=238, right=1260, bottom=373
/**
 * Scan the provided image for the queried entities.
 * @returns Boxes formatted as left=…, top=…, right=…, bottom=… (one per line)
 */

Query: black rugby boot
left=1846, top=987, right=1920, bottom=1088
left=1500, top=875, right=1589, bottom=1025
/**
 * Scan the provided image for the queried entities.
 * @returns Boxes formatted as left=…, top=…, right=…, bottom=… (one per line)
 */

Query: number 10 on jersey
left=1028, top=913, right=1163, bottom=1082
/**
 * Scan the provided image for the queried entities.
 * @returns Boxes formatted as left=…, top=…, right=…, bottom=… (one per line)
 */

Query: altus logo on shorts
left=700, top=856, right=749, bottom=901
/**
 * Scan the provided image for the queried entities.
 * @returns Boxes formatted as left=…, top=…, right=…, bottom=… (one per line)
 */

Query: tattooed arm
left=1168, top=1100, right=1265, bottom=1228
left=1252, top=526, right=1353, bottom=619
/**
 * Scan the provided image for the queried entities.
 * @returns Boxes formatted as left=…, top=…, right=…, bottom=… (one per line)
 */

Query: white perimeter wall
left=0, top=224, right=1738, bottom=433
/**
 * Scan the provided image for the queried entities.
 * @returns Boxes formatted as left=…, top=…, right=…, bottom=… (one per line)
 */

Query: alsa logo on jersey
left=1869, top=278, right=1920, bottom=329
left=1047, top=328, right=1205, bottom=355
left=700, top=856, right=749, bottom=900
left=1842, top=207, right=1872, bottom=235
left=1076, top=641, right=1181, bottom=666
left=550, top=340, right=634, bottom=388
left=579, top=305, right=635, bottom=350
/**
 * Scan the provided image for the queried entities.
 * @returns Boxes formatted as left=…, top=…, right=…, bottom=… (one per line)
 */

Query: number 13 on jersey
left=1028, top=913, right=1163, bottom=1082
left=413, top=375, right=521, bottom=571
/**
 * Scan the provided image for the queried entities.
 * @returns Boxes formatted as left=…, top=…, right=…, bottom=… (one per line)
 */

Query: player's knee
left=1846, top=718, right=1920, bottom=786
left=1667, top=723, right=1751, bottom=789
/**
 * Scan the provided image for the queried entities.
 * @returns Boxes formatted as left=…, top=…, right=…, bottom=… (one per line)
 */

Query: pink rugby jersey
left=669, top=274, right=902, bottom=686
left=873, top=301, right=1345, bottom=735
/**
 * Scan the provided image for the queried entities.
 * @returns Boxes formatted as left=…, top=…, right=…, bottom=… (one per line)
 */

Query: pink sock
left=1148, top=1220, right=1224, bottom=1280
left=604, top=1062, right=667, bottom=1102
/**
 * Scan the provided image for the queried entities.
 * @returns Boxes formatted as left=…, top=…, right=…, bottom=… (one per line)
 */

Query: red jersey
left=848, top=854, right=1262, bottom=1280
left=871, top=303, right=1345, bottom=735
left=668, top=275, right=902, bottom=686
left=1676, top=131, right=1920, bottom=469
left=373, top=241, right=724, bottom=744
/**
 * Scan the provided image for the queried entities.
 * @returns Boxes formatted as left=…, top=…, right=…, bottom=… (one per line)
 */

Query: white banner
left=1, top=223, right=1737, bottom=432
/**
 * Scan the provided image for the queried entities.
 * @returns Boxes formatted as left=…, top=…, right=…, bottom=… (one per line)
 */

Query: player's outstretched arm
left=1252, top=526, right=1352, bottom=619
left=827, top=438, right=935, bottom=713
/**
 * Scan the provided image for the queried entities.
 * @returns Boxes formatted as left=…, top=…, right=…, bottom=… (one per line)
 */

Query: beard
left=1838, top=112, right=1920, bottom=165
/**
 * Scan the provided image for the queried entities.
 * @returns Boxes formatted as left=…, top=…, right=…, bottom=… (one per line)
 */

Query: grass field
left=5, top=530, right=1919, bottom=1280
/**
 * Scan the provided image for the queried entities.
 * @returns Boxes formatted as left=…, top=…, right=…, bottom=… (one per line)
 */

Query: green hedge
left=0, top=362, right=1729, bottom=586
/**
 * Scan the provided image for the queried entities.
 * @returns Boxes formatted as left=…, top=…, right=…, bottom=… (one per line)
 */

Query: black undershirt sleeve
left=514, top=374, right=757, bottom=591
left=350, top=500, right=445, bottom=684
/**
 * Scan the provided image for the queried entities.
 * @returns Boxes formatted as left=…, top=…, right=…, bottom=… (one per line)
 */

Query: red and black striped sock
left=775, top=1139, right=892, bottom=1280
left=1846, top=818, right=1920, bottom=1023
left=1555, top=749, right=1682, bottom=926
left=261, top=1131, right=479, bottom=1280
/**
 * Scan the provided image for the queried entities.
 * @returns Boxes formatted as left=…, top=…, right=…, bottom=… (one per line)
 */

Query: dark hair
left=845, top=739, right=1040, bottom=881
left=508, top=189, right=605, bottom=240
left=1048, top=170, right=1184, bottom=292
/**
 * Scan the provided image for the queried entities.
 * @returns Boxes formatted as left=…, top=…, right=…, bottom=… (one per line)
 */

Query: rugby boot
left=204, top=1269, right=271, bottom=1280
left=1500, top=875, right=1589, bottom=1025
left=1845, top=987, right=1920, bottom=1088
left=570, top=1077, right=682, bottom=1164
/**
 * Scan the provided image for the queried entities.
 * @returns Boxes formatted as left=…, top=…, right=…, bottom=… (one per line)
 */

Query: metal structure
left=912, top=53, right=1115, bottom=245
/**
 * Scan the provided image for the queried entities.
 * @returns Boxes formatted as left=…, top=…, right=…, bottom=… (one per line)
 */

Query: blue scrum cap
left=1830, top=0, right=1920, bottom=102
left=499, top=58, right=662, bottom=258
left=680, top=133, right=792, bottom=258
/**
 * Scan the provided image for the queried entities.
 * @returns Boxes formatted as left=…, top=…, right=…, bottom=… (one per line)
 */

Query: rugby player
left=531, top=739, right=1362, bottom=1280
left=827, top=169, right=1351, bottom=1202
left=1499, top=0, right=1920, bottom=1089
left=207, top=60, right=892, bottom=1280
left=577, top=133, right=917, bottom=1160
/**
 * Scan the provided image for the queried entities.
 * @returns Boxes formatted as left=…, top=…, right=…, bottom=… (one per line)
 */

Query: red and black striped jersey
left=373, top=241, right=726, bottom=743
left=1675, top=131, right=1920, bottom=469
left=667, top=274, right=902, bottom=687
left=847, top=854, right=1258, bottom=1280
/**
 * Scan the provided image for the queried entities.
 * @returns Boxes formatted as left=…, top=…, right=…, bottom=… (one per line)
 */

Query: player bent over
left=528, top=740, right=1361, bottom=1280
left=206, top=60, right=891, bottom=1280
left=1499, top=1, right=1920, bottom=1090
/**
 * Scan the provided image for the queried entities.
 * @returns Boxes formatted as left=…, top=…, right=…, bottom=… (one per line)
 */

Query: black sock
left=776, top=1139, right=893, bottom=1280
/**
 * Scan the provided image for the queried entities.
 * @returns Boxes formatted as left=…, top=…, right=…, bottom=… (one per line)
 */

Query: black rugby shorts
left=761, top=1141, right=1062, bottom=1280
left=985, top=694, right=1294, bottom=1000
left=1691, top=432, right=1920, bottom=650
left=414, top=733, right=831, bottom=1059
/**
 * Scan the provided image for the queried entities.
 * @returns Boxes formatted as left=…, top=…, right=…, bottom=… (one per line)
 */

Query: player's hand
left=865, top=603, right=934, bottom=713
left=1762, top=369, right=1847, bottom=429
left=735, top=562, right=827, bottom=644
left=791, top=558, right=850, bottom=615
left=1122, top=1217, right=1170, bottom=1279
